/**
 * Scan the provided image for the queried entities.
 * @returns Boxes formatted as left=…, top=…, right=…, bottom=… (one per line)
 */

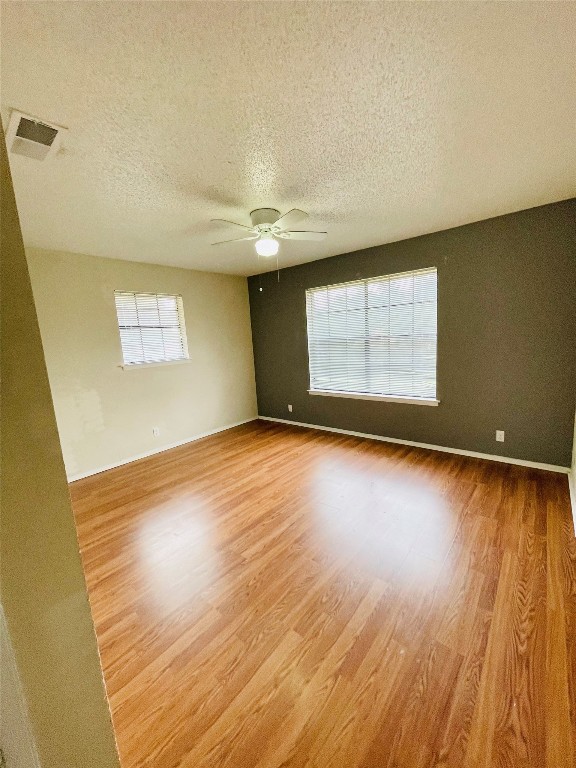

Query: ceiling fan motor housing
left=250, top=208, right=281, bottom=227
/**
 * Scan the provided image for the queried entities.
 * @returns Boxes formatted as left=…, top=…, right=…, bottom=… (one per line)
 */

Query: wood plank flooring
left=70, top=420, right=576, bottom=768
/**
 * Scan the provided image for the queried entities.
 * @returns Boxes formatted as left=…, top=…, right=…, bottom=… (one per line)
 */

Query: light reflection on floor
left=134, top=450, right=463, bottom=616
left=308, top=456, right=457, bottom=590
left=137, top=499, right=219, bottom=616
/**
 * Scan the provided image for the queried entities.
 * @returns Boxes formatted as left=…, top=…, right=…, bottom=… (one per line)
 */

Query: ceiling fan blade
left=278, top=230, right=327, bottom=241
left=274, top=208, right=308, bottom=230
left=211, top=218, right=254, bottom=232
left=212, top=235, right=258, bottom=246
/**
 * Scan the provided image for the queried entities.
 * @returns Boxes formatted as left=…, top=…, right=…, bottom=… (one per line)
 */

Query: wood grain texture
left=70, top=420, right=576, bottom=768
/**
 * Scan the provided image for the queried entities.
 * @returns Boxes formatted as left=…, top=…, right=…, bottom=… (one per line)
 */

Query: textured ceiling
left=2, top=2, right=575, bottom=276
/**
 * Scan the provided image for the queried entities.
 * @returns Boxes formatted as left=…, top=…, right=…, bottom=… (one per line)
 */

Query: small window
left=114, top=291, right=188, bottom=366
left=306, top=268, right=437, bottom=402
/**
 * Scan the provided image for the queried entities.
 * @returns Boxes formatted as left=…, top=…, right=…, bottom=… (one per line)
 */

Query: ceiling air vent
left=6, top=110, right=67, bottom=161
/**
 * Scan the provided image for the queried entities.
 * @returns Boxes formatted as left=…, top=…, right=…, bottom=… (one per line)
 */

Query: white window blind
left=306, top=268, right=437, bottom=401
left=114, top=291, right=188, bottom=366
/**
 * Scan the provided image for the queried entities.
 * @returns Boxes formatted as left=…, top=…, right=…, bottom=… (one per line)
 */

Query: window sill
left=308, top=389, right=439, bottom=406
left=120, top=359, right=191, bottom=371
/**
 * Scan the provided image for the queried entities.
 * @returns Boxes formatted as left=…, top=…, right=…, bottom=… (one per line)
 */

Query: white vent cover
left=5, top=110, right=67, bottom=161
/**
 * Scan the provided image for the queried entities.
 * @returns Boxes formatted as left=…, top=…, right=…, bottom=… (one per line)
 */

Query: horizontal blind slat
left=114, top=291, right=188, bottom=365
left=306, top=268, right=437, bottom=399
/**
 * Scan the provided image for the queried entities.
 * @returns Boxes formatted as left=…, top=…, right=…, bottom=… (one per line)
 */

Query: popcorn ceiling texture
left=2, top=1, right=575, bottom=276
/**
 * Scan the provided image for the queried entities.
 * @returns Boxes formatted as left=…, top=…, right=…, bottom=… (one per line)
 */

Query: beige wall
left=26, top=249, right=258, bottom=479
left=1, top=136, right=120, bottom=765
left=0, top=606, right=41, bottom=768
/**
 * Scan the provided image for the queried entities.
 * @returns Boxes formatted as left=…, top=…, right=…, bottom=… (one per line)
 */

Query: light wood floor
left=71, top=420, right=576, bottom=768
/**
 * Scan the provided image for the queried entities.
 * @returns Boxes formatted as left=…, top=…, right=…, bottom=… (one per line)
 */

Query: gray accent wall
left=248, top=199, right=576, bottom=467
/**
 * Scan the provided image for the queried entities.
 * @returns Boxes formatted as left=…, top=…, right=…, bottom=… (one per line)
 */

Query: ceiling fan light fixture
left=255, top=236, right=279, bottom=257
left=210, top=208, right=326, bottom=257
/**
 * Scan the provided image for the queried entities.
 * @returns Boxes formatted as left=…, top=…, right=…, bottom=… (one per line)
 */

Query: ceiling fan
left=211, top=208, right=327, bottom=257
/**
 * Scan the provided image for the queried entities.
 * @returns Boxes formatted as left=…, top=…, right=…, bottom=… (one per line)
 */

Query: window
left=114, top=291, right=188, bottom=366
left=306, top=267, right=437, bottom=403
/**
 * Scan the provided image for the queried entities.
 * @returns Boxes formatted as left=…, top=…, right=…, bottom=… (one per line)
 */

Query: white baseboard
left=0, top=606, right=42, bottom=768
left=67, top=417, right=257, bottom=482
left=258, top=415, right=570, bottom=474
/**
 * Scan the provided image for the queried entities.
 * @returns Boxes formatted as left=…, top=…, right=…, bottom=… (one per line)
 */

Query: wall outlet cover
left=288, top=404, right=293, bottom=412
left=152, top=427, right=160, bottom=437
left=496, top=430, right=505, bottom=442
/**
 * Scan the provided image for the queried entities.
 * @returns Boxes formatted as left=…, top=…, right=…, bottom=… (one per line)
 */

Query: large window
left=114, top=291, right=188, bottom=366
left=306, top=268, right=437, bottom=403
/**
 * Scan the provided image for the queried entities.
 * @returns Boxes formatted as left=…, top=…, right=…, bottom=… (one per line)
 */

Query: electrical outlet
left=152, top=427, right=160, bottom=437
left=496, top=430, right=505, bottom=442
left=288, top=404, right=293, bottom=413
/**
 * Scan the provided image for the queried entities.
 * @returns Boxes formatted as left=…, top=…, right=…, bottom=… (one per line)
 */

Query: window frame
left=114, top=290, right=190, bottom=369
left=305, top=268, right=439, bottom=406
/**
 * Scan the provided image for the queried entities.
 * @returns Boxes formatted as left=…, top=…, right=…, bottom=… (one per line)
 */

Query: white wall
left=26, top=249, right=258, bottom=479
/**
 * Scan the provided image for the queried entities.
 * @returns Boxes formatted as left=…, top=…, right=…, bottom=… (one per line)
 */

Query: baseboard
left=0, top=606, right=42, bottom=768
left=258, top=416, right=570, bottom=474
left=67, top=417, right=257, bottom=482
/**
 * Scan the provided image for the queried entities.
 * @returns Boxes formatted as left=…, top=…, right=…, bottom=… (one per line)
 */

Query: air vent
left=5, top=110, right=67, bottom=161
